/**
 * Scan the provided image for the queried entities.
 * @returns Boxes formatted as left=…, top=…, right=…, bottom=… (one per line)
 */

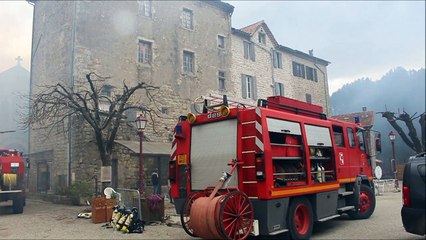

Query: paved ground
left=0, top=198, right=188, bottom=239
left=0, top=191, right=424, bottom=239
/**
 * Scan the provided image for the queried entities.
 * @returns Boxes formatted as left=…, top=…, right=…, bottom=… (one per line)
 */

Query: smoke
left=112, top=10, right=136, bottom=36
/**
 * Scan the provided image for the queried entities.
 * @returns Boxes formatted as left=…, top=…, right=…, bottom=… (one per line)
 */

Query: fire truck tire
left=287, top=197, right=313, bottom=240
left=180, top=191, right=205, bottom=237
left=12, top=196, right=24, bottom=214
left=348, top=184, right=376, bottom=219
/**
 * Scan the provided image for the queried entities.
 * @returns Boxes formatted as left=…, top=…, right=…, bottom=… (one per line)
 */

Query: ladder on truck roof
left=193, top=94, right=256, bottom=114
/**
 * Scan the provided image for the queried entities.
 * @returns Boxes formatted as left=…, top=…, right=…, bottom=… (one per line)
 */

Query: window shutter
left=241, top=74, right=247, bottom=99
left=243, top=42, right=249, bottom=59
left=274, top=82, right=279, bottom=95
left=314, top=69, right=318, bottom=82
left=252, top=76, right=257, bottom=99
left=278, top=53, right=282, bottom=68
left=250, top=43, right=256, bottom=61
left=292, top=62, right=297, bottom=76
left=273, top=51, right=277, bottom=68
left=301, top=64, right=306, bottom=78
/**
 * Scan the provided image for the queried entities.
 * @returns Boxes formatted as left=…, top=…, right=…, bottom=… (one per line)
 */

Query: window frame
left=243, top=40, right=255, bottom=61
left=183, top=50, right=194, bottom=74
left=241, top=74, right=257, bottom=99
left=273, top=50, right=283, bottom=68
left=138, top=40, right=152, bottom=64
left=274, top=82, right=284, bottom=96
left=218, top=71, right=226, bottom=91
left=258, top=31, right=266, bottom=44
left=182, top=8, right=193, bottom=30
left=292, top=61, right=305, bottom=78
left=306, top=66, right=318, bottom=82
left=305, top=93, right=312, bottom=104
left=217, top=35, right=225, bottom=49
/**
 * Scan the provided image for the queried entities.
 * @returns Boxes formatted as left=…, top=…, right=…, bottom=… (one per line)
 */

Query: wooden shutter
left=241, top=74, right=247, bottom=99
left=252, top=76, right=257, bottom=99
left=250, top=43, right=256, bottom=61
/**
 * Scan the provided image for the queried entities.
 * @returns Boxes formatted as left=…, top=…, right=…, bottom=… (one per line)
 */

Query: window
left=274, top=82, right=284, bottom=96
left=100, top=85, right=113, bottom=97
left=305, top=93, right=312, bottom=104
left=138, top=1, right=152, bottom=17
left=241, top=74, right=257, bottom=99
left=182, top=8, right=193, bottom=29
left=356, top=128, right=365, bottom=152
left=161, top=107, right=169, bottom=114
left=258, top=31, right=266, bottom=44
left=217, top=35, right=225, bottom=48
left=243, top=41, right=255, bottom=61
left=138, top=40, right=152, bottom=64
left=273, top=50, right=282, bottom=68
left=292, top=61, right=305, bottom=78
left=347, top=128, right=355, bottom=148
left=306, top=66, right=318, bottom=82
left=218, top=71, right=225, bottom=90
left=332, top=125, right=345, bottom=147
left=183, top=51, right=194, bottom=74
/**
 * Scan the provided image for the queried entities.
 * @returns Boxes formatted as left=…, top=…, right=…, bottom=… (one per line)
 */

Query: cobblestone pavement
left=0, top=198, right=190, bottom=239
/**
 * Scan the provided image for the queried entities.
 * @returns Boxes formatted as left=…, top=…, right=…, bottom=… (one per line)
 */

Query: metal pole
left=391, top=141, right=399, bottom=190
left=139, top=131, right=144, bottom=197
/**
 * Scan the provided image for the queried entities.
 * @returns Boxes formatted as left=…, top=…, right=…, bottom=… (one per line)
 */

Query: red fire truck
left=169, top=95, right=381, bottom=239
left=0, top=148, right=26, bottom=214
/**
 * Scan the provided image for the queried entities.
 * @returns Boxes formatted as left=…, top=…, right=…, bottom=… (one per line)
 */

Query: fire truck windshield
left=356, top=128, right=366, bottom=152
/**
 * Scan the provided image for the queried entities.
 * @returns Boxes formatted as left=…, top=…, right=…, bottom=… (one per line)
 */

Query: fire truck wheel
left=12, top=196, right=24, bottom=214
left=287, top=197, right=313, bottom=240
left=180, top=191, right=205, bottom=237
left=348, top=184, right=376, bottom=219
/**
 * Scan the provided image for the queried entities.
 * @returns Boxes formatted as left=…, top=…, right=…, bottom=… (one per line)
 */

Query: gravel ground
left=0, top=198, right=190, bottom=239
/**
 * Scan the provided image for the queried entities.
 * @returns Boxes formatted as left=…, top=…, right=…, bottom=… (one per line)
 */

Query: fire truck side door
left=332, top=125, right=350, bottom=179
left=346, top=127, right=360, bottom=176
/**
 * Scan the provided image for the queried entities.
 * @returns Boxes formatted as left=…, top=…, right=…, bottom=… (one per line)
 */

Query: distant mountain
left=330, top=67, right=425, bottom=177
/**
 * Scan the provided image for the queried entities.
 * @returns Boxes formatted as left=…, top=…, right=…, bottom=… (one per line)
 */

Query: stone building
left=28, top=1, right=330, bottom=194
left=229, top=21, right=330, bottom=113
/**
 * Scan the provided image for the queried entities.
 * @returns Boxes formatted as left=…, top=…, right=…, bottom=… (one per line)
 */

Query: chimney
left=362, top=106, right=367, bottom=112
left=309, top=49, right=313, bottom=56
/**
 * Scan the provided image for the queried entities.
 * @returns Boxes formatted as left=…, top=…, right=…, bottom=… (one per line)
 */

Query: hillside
left=330, top=67, right=425, bottom=177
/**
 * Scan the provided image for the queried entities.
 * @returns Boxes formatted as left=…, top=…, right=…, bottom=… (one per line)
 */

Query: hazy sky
left=0, top=1, right=424, bottom=94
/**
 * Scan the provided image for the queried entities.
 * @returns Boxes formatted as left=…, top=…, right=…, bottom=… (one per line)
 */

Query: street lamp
left=136, top=114, right=147, bottom=196
left=388, top=131, right=399, bottom=191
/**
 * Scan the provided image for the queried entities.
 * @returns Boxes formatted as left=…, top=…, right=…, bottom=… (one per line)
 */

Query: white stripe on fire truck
left=241, top=166, right=255, bottom=169
left=255, top=137, right=264, bottom=151
left=255, top=107, right=261, bottom=117
left=255, top=121, right=262, bottom=134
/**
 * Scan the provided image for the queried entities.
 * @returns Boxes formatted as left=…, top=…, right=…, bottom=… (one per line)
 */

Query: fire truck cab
left=170, top=95, right=380, bottom=239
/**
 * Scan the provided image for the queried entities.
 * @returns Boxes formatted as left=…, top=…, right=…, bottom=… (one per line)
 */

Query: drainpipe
left=67, top=1, right=77, bottom=186
left=270, top=48, right=275, bottom=95
left=314, top=63, right=330, bottom=115
left=27, top=0, right=35, bottom=191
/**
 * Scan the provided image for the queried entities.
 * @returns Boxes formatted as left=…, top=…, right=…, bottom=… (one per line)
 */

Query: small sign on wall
left=100, top=166, right=111, bottom=182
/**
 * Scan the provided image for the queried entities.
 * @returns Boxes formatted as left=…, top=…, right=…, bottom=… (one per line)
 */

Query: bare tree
left=380, top=110, right=425, bottom=153
left=25, top=72, right=159, bottom=167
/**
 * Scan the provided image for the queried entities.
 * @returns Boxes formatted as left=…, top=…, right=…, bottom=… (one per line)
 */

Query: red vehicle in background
left=0, top=148, right=26, bottom=214
left=169, top=95, right=381, bottom=239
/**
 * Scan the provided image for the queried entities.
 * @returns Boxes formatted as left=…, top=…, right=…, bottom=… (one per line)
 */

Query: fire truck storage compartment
left=190, top=119, right=238, bottom=190
left=267, top=118, right=306, bottom=187
left=305, top=124, right=336, bottom=183
left=251, top=198, right=290, bottom=235
left=313, top=190, right=339, bottom=220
